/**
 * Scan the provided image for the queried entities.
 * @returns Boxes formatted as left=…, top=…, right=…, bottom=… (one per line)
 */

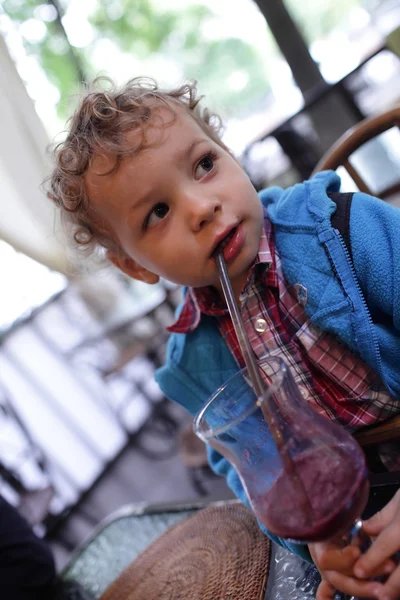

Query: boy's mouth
left=212, top=226, right=238, bottom=257
left=211, top=222, right=244, bottom=262
left=218, top=227, right=238, bottom=251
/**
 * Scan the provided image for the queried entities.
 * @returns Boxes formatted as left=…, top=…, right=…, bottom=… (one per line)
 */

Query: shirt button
left=300, top=387, right=309, bottom=400
left=254, top=318, right=267, bottom=333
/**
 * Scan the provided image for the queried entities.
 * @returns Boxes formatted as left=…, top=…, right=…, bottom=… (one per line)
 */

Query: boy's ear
left=107, top=250, right=160, bottom=284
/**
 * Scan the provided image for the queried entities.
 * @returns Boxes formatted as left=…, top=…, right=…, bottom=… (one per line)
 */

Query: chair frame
left=355, top=414, right=400, bottom=447
left=312, top=106, right=400, bottom=198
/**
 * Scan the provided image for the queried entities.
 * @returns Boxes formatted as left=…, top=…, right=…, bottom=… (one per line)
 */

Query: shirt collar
left=168, top=214, right=276, bottom=334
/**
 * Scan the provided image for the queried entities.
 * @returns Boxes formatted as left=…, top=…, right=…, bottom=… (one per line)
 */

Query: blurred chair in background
left=66, top=282, right=182, bottom=459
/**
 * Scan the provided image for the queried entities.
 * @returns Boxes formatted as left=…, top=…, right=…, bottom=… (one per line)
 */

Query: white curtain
left=0, top=34, right=70, bottom=275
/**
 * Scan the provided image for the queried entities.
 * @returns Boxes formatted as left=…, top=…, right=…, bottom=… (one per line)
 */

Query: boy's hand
left=353, top=489, right=400, bottom=600
left=309, top=540, right=384, bottom=599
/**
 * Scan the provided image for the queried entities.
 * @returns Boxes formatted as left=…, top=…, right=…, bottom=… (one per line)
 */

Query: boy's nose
left=187, top=196, right=222, bottom=232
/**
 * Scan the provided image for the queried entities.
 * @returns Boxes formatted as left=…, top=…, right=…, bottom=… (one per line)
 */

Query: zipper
left=334, top=228, right=384, bottom=380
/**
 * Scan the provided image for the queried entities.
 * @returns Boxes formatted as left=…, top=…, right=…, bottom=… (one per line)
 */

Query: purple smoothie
left=252, top=444, right=369, bottom=542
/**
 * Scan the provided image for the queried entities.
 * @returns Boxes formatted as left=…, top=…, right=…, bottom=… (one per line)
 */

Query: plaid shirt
left=169, top=213, right=398, bottom=435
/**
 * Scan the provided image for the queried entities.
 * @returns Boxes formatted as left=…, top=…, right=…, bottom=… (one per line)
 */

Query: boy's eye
left=194, top=151, right=216, bottom=179
left=145, top=202, right=169, bottom=229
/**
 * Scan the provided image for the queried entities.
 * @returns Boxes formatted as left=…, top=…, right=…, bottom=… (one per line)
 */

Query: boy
left=48, top=77, right=400, bottom=600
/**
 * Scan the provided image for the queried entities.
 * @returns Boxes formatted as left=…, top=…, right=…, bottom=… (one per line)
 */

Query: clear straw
left=215, top=253, right=264, bottom=397
left=215, top=252, right=314, bottom=521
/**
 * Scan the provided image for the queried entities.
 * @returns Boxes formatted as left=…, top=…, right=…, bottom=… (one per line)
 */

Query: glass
left=194, top=357, right=369, bottom=544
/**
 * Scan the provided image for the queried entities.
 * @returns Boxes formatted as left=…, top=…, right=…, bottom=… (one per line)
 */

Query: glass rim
left=193, top=357, right=287, bottom=443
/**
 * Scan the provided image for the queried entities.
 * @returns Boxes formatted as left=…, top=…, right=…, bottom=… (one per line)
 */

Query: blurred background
left=0, top=0, right=399, bottom=573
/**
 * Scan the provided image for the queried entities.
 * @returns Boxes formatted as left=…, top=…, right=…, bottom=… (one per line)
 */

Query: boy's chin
left=186, top=254, right=255, bottom=290
left=211, top=264, right=253, bottom=296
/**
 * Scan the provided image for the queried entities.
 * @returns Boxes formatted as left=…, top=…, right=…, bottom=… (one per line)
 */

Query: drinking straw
left=216, top=252, right=314, bottom=520
left=215, top=253, right=265, bottom=399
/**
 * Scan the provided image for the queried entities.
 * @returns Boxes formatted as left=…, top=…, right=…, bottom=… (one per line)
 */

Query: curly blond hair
left=47, top=77, right=224, bottom=262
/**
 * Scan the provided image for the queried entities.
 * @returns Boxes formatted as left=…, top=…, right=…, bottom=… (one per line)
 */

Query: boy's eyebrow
left=128, top=192, right=155, bottom=215
left=176, top=137, right=208, bottom=162
left=181, top=138, right=208, bottom=159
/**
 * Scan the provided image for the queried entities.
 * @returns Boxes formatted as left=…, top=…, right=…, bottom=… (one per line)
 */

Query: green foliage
left=2, top=0, right=272, bottom=122
left=89, top=0, right=180, bottom=55
left=39, top=38, right=84, bottom=110
left=182, top=37, right=270, bottom=116
left=3, top=0, right=38, bottom=20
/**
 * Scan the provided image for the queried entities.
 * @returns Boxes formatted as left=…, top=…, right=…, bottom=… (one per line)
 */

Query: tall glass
left=194, top=357, right=369, bottom=544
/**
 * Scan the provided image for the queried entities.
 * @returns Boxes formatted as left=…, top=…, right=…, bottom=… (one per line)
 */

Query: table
left=62, top=499, right=321, bottom=600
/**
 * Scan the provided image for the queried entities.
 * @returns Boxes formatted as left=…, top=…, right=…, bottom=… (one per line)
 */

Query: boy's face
left=85, top=104, right=263, bottom=297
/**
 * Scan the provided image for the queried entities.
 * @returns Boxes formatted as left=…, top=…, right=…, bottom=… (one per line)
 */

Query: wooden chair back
left=355, top=414, right=400, bottom=447
left=313, top=106, right=400, bottom=199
